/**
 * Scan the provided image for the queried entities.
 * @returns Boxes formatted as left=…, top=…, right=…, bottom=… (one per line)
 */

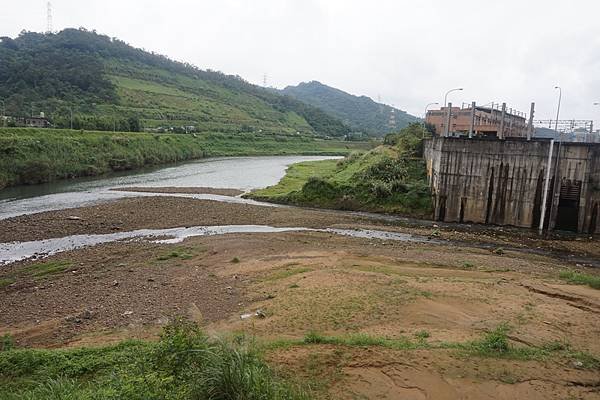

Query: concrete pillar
left=445, top=102, right=452, bottom=137
left=498, top=103, right=506, bottom=140
left=527, top=102, right=535, bottom=141
left=469, top=102, right=476, bottom=138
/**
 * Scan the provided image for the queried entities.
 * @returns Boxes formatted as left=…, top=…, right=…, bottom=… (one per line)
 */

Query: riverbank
left=0, top=128, right=371, bottom=189
left=1, top=195, right=600, bottom=399
left=246, top=124, right=433, bottom=218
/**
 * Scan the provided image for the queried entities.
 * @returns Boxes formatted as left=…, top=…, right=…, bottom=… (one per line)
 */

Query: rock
left=572, top=360, right=584, bottom=368
left=147, top=277, right=155, bottom=282
left=67, top=216, right=82, bottom=221
left=112, top=280, right=119, bottom=287
left=122, top=311, right=133, bottom=317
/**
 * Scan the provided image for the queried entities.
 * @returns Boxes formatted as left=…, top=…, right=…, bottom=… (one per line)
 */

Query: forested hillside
left=0, top=29, right=349, bottom=137
left=281, top=81, right=418, bottom=136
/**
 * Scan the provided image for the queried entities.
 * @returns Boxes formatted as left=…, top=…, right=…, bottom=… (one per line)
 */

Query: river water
left=0, top=156, right=338, bottom=220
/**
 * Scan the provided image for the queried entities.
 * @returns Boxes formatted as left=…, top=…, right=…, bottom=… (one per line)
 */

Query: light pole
left=554, top=86, right=562, bottom=134
left=444, top=88, right=463, bottom=107
left=547, top=86, right=563, bottom=233
left=423, top=102, right=439, bottom=138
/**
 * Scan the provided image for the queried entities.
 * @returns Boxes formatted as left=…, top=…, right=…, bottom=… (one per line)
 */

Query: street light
left=444, top=88, right=463, bottom=107
left=546, top=86, right=563, bottom=234
left=554, top=86, right=562, bottom=134
left=423, top=102, right=439, bottom=138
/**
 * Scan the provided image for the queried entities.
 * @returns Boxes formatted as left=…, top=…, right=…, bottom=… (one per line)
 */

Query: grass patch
left=156, top=247, right=194, bottom=261
left=0, top=278, right=15, bottom=288
left=0, top=318, right=308, bottom=400
left=266, top=326, right=600, bottom=370
left=559, top=270, right=600, bottom=290
left=23, top=260, right=72, bottom=278
left=265, top=267, right=313, bottom=281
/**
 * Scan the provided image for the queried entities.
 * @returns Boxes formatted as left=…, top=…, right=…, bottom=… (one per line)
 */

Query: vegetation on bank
left=247, top=123, right=432, bottom=218
left=0, top=128, right=372, bottom=189
left=0, top=319, right=307, bottom=400
left=2, top=321, right=597, bottom=399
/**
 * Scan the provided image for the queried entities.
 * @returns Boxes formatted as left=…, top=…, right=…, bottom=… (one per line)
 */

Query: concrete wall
left=424, top=137, right=600, bottom=233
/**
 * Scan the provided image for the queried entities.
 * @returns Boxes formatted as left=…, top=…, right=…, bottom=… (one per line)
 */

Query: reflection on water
left=0, top=156, right=338, bottom=220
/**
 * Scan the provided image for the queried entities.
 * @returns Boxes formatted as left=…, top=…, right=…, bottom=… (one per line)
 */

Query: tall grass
left=0, top=319, right=307, bottom=400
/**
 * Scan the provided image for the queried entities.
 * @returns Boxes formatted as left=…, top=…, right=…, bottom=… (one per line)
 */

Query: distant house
left=25, top=115, right=51, bottom=128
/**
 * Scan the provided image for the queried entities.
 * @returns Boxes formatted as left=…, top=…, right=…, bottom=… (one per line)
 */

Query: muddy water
left=0, top=156, right=339, bottom=220
left=0, top=225, right=439, bottom=265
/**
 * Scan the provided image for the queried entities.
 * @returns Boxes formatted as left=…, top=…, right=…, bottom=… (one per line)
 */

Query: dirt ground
left=1, top=194, right=599, bottom=398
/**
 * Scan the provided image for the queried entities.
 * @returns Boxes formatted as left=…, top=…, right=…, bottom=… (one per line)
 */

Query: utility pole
left=498, top=103, right=506, bottom=140
left=69, top=106, right=73, bottom=130
left=423, top=102, right=439, bottom=138
left=444, top=102, right=452, bottom=137
left=469, top=101, right=476, bottom=138
left=527, top=102, right=535, bottom=141
left=547, top=86, right=563, bottom=232
left=539, top=139, right=555, bottom=235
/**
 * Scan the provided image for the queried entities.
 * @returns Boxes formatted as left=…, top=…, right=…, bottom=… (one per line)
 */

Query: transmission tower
left=46, top=2, right=53, bottom=34
left=388, top=107, right=396, bottom=131
left=263, top=73, right=268, bottom=88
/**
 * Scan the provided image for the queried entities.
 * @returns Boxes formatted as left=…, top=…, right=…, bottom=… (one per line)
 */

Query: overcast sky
left=2, top=0, right=600, bottom=125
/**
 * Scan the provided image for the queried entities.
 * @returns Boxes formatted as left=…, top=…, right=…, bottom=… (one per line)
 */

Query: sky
left=2, top=0, right=600, bottom=125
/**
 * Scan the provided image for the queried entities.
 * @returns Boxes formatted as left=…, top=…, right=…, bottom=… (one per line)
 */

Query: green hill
left=0, top=29, right=349, bottom=137
left=281, top=81, right=418, bottom=136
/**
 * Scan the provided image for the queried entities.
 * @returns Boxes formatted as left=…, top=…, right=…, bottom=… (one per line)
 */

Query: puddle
left=0, top=225, right=436, bottom=265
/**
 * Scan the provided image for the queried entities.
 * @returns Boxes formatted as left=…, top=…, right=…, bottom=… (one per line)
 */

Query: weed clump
left=559, top=270, right=600, bottom=290
left=0, top=318, right=307, bottom=399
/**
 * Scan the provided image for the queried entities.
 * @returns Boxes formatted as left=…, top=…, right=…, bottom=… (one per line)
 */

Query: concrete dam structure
left=424, top=137, right=600, bottom=233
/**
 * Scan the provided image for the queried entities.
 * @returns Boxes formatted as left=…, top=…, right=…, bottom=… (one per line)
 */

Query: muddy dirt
left=1, top=192, right=599, bottom=398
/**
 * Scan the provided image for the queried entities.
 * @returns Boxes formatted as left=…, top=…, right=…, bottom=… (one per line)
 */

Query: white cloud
left=2, top=0, right=600, bottom=124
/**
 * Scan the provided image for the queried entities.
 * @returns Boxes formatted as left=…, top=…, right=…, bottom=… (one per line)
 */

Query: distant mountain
left=0, top=29, right=350, bottom=136
left=281, top=81, right=418, bottom=136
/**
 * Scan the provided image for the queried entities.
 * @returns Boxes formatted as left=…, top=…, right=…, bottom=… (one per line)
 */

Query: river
left=0, top=155, right=339, bottom=220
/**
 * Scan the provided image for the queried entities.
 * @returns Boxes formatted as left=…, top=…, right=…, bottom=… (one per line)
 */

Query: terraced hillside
left=0, top=29, right=349, bottom=137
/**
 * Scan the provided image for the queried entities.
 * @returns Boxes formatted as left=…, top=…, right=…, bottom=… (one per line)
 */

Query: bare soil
left=1, top=194, right=599, bottom=398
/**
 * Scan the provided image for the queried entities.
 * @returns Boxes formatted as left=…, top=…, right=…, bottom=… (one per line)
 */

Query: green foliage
left=0, top=29, right=350, bottom=137
left=157, top=248, right=194, bottom=261
left=24, top=260, right=73, bottom=278
left=0, top=128, right=369, bottom=189
left=559, top=270, right=600, bottom=290
left=0, top=319, right=307, bottom=400
left=1, top=334, right=14, bottom=352
left=282, top=81, right=419, bottom=136
left=249, top=124, right=433, bottom=218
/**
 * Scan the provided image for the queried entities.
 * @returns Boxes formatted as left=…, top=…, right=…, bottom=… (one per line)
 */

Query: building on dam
left=424, top=102, right=600, bottom=234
